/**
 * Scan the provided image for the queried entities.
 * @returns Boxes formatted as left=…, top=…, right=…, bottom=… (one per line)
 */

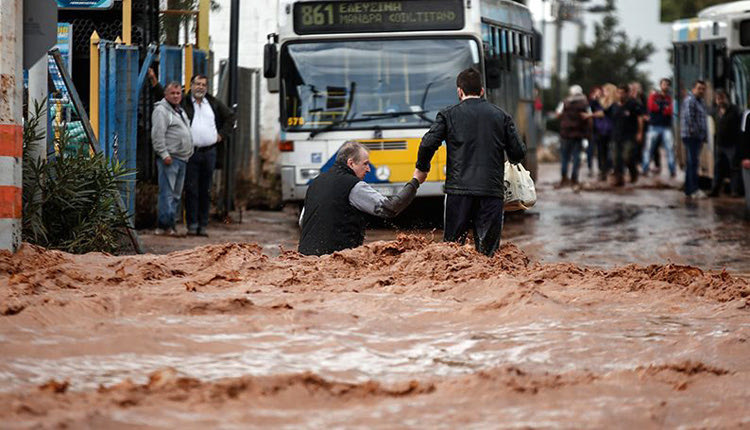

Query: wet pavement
left=140, top=163, right=750, bottom=277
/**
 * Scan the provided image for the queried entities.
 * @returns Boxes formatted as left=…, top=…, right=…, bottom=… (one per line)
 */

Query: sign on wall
left=55, top=0, right=114, bottom=9
left=56, top=22, right=73, bottom=74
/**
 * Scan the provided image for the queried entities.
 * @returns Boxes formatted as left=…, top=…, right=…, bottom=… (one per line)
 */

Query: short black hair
left=456, top=68, right=483, bottom=96
left=660, top=78, right=672, bottom=86
left=694, top=79, right=706, bottom=87
left=191, top=74, right=209, bottom=84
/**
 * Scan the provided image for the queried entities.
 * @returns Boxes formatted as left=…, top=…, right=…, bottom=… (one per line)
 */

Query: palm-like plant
left=22, top=101, right=135, bottom=254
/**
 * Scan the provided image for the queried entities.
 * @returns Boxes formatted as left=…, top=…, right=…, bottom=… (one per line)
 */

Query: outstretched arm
left=349, top=179, right=420, bottom=218
left=415, top=112, right=448, bottom=176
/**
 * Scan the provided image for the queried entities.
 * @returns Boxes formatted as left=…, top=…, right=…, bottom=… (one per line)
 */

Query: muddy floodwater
left=1, top=164, right=749, bottom=428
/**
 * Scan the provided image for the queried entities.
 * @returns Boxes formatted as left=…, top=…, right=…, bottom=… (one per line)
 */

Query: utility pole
left=0, top=0, right=23, bottom=252
left=553, top=0, right=563, bottom=101
left=224, top=0, right=239, bottom=219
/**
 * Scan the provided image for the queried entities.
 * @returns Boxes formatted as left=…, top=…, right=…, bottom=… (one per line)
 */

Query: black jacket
left=416, top=98, right=526, bottom=197
left=740, top=110, right=750, bottom=161
left=152, top=83, right=234, bottom=142
left=298, top=163, right=366, bottom=256
left=714, top=104, right=741, bottom=149
left=559, top=96, right=589, bottom=140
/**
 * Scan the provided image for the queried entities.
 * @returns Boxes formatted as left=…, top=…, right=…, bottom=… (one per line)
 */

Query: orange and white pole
left=0, top=0, right=23, bottom=252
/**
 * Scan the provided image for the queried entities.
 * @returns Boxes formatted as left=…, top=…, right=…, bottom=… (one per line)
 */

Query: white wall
left=527, top=0, right=672, bottom=89
left=210, top=0, right=279, bottom=145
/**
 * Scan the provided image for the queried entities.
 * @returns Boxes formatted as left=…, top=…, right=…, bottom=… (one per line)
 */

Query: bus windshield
left=280, top=38, right=480, bottom=131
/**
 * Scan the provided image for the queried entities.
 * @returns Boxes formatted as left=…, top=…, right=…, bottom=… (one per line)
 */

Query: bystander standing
left=643, top=78, right=676, bottom=178
left=151, top=82, right=194, bottom=235
left=680, top=80, right=709, bottom=199
left=555, top=85, right=591, bottom=189
left=710, top=89, right=743, bottom=197
left=609, top=84, right=644, bottom=186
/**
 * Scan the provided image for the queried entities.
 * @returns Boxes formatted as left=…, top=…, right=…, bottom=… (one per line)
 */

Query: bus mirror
left=485, top=58, right=502, bottom=89
left=263, top=43, right=277, bottom=78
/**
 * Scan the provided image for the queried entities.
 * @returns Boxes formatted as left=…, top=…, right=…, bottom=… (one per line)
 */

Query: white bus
left=264, top=0, right=540, bottom=203
left=672, top=0, right=750, bottom=182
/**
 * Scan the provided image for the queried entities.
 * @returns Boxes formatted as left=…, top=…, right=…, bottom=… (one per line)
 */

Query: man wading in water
left=413, top=68, right=527, bottom=257
left=298, top=142, right=421, bottom=256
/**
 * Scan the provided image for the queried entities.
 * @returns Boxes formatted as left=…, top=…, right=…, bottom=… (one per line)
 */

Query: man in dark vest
left=413, top=67, right=527, bottom=257
left=298, top=142, right=420, bottom=256
left=555, top=84, right=591, bottom=189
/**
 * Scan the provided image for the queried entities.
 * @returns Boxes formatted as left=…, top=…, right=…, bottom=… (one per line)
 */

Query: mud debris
left=1, top=237, right=749, bottom=428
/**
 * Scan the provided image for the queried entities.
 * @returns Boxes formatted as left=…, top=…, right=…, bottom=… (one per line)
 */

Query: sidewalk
left=138, top=207, right=300, bottom=256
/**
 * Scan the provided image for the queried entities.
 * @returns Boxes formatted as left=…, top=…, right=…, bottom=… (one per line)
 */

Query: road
left=140, top=163, right=750, bottom=277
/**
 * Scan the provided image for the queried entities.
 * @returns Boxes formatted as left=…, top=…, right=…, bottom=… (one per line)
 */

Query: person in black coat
left=739, top=107, right=750, bottom=212
left=710, top=89, right=743, bottom=197
left=414, top=68, right=527, bottom=257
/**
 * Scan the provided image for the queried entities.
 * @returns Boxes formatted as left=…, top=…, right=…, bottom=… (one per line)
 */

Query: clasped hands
left=413, top=168, right=428, bottom=184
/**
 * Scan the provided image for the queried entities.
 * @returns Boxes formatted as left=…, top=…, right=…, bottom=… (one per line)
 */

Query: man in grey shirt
left=298, top=141, right=420, bottom=255
left=151, top=81, right=194, bottom=235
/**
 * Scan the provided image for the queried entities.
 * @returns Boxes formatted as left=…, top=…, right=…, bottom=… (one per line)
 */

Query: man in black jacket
left=149, top=70, right=234, bottom=236
left=414, top=68, right=527, bottom=257
left=710, top=89, right=742, bottom=197
left=298, top=142, right=420, bottom=256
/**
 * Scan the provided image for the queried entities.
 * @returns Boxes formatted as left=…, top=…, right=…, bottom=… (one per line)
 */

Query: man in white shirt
left=182, top=74, right=234, bottom=236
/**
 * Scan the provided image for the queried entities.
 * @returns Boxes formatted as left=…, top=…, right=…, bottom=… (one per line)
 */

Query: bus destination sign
left=293, top=0, right=465, bottom=35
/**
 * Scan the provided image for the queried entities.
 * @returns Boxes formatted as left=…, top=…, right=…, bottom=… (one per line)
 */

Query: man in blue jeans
left=680, top=80, right=708, bottom=199
left=555, top=85, right=591, bottom=189
left=151, top=82, right=194, bottom=235
left=643, top=78, right=676, bottom=177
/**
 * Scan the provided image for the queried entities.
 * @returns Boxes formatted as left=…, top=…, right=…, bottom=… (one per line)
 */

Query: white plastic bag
left=503, top=161, right=536, bottom=211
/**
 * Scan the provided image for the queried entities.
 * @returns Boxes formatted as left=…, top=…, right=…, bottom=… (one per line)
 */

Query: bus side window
left=705, top=44, right=711, bottom=80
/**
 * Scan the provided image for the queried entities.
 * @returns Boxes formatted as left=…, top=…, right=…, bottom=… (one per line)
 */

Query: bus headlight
left=375, top=165, right=391, bottom=181
left=300, top=168, right=320, bottom=180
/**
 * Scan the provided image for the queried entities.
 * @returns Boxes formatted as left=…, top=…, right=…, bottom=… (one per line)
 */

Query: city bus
left=264, top=0, right=540, bottom=203
left=672, top=0, right=750, bottom=183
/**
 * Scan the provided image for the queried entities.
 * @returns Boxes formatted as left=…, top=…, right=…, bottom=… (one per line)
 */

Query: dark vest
left=560, top=97, right=589, bottom=140
left=298, top=163, right=365, bottom=256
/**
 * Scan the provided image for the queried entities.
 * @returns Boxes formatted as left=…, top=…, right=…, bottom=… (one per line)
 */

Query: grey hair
left=336, top=141, right=368, bottom=165
left=165, top=81, right=182, bottom=91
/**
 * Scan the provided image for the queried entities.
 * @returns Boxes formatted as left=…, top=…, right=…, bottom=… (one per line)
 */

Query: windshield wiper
left=308, top=82, right=356, bottom=139
left=362, top=111, right=427, bottom=118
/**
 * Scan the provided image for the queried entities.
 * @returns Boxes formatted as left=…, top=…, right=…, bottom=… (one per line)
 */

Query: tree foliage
left=161, top=0, right=221, bottom=45
left=22, top=101, right=135, bottom=254
left=567, top=0, right=655, bottom=94
left=660, top=0, right=726, bottom=22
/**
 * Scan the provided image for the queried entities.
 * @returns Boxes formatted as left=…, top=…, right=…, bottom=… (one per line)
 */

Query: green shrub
left=22, top=101, right=135, bottom=254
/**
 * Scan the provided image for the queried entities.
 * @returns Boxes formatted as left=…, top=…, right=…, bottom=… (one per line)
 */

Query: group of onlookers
left=556, top=78, right=750, bottom=212
left=149, top=70, right=234, bottom=236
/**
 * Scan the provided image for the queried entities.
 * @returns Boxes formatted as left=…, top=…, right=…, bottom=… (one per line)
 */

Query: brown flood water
left=1, top=164, right=749, bottom=428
